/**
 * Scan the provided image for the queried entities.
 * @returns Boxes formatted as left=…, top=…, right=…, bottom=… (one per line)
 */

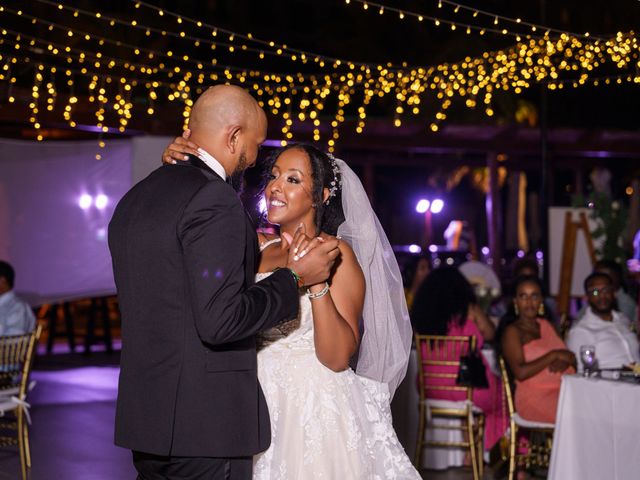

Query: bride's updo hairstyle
left=261, top=144, right=345, bottom=235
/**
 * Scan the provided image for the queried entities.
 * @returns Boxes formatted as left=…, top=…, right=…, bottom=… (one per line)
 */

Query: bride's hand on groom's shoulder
left=162, top=129, right=200, bottom=164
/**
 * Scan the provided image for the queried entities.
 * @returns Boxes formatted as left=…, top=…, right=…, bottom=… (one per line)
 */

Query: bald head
left=190, top=85, right=261, bottom=135
left=189, top=84, right=267, bottom=176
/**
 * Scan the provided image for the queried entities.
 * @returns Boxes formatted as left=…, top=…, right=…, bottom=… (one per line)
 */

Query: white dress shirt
left=196, top=148, right=227, bottom=181
left=566, top=307, right=640, bottom=371
left=0, top=290, right=36, bottom=336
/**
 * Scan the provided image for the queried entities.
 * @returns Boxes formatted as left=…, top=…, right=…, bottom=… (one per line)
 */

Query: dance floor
left=0, top=345, right=498, bottom=480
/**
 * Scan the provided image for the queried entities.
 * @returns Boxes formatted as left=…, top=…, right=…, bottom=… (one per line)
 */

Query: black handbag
left=456, top=347, right=489, bottom=388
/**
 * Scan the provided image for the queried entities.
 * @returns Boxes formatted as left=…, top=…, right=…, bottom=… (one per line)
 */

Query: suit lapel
left=245, top=215, right=258, bottom=287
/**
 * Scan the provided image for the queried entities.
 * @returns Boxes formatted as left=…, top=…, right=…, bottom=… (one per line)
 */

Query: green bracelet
left=275, top=267, right=304, bottom=288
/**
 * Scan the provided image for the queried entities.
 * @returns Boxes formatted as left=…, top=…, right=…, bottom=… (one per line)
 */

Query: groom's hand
left=285, top=225, right=340, bottom=286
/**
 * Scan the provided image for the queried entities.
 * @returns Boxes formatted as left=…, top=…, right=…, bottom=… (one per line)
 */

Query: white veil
left=335, top=159, right=413, bottom=397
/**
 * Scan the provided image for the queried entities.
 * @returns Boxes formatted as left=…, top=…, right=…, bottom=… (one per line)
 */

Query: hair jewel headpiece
left=325, top=152, right=342, bottom=205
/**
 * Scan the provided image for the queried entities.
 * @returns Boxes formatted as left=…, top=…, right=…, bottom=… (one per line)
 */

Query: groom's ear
left=226, top=125, right=241, bottom=154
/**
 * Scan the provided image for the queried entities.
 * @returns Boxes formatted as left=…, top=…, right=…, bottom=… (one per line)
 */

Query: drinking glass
left=580, top=345, right=596, bottom=377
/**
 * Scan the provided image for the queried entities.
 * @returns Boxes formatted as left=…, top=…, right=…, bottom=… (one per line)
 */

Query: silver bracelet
left=307, top=282, right=330, bottom=299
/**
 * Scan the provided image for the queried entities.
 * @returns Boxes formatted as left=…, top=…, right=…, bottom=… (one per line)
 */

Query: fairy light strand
left=0, top=0, right=637, bottom=153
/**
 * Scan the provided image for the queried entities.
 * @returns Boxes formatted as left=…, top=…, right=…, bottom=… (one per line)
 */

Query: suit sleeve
left=178, top=181, right=299, bottom=345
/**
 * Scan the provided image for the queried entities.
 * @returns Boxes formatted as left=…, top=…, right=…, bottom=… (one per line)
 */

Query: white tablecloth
left=548, top=374, right=640, bottom=480
left=391, top=347, right=498, bottom=469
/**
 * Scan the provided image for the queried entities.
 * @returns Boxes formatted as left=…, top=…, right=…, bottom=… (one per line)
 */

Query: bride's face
left=265, top=148, right=317, bottom=228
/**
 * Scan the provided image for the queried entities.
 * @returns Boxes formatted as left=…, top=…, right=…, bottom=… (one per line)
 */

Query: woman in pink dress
left=496, top=275, right=576, bottom=423
left=411, top=266, right=506, bottom=450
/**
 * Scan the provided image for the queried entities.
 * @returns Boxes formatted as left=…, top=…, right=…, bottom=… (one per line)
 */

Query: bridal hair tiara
left=325, top=152, right=342, bottom=205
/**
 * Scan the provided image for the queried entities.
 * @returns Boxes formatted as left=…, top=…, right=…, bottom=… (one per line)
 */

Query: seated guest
left=496, top=275, right=575, bottom=424
left=592, top=259, right=637, bottom=329
left=412, top=266, right=505, bottom=450
left=576, top=259, right=637, bottom=328
left=0, top=261, right=36, bottom=336
left=491, top=256, right=559, bottom=326
left=566, top=272, right=640, bottom=371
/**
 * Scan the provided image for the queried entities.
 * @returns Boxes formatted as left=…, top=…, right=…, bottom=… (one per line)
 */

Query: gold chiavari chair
left=414, top=334, right=485, bottom=480
left=498, top=356, right=554, bottom=480
left=0, top=324, right=43, bottom=480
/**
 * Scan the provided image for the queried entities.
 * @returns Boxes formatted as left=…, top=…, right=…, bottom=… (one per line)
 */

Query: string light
left=438, top=0, right=602, bottom=41
left=0, top=0, right=636, bottom=151
left=345, top=0, right=604, bottom=41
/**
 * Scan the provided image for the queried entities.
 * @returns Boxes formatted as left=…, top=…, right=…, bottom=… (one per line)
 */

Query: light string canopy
left=0, top=0, right=637, bottom=153
left=344, top=0, right=605, bottom=42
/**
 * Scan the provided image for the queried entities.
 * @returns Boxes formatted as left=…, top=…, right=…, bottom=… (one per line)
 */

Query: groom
left=109, top=85, right=339, bottom=479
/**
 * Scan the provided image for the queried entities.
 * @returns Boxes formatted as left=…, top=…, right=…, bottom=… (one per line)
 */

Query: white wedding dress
left=253, top=267, right=420, bottom=479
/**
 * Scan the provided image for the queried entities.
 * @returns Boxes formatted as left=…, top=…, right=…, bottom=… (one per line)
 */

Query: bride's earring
left=514, top=302, right=519, bottom=316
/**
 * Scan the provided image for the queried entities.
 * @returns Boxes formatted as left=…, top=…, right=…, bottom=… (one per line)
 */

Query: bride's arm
left=309, top=239, right=365, bottom=372
left=161, top=129, right=200, bottom=164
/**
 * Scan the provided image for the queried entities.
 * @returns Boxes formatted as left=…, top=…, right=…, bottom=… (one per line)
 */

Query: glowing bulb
left=430, top=199, right=444, bottom=214
left=95, top=194, right=108, bottom=210
left=258, top=196, right=267, bottom=214
left=415, top=199, right=430, bottom=213
left=79, top=194, right=93, bottom=210
left=409, top=244, right=422, bottom=254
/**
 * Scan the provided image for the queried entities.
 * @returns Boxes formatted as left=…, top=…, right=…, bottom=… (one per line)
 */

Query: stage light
left=78, top=194, right=93, bottom=210
left=481, top=246, right=490, bottom=256
left=516, top=249, right=525, bottom=258
left=430, top=198, right=444, bottom=214
left=415, top=199, right=430, bottom=213
left=95, top=194, right=109, bottom=210
left=408, top=244, right=422, bottom=253
left=428, top=244, right=438, bottom=253
left=258, top=196, right=267, bottom=214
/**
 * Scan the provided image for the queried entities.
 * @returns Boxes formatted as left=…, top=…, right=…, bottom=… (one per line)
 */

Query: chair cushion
left=424, top=398, right=484, bottom=415
left=512, top=412, right=554, bottom=429
left=0, top=397, right=18, bottom=415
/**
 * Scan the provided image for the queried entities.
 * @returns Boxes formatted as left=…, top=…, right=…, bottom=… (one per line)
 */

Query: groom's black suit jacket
left=108, top=156, right=299, bottom=457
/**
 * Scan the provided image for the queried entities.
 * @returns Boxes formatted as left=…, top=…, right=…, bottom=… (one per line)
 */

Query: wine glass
left=580, top=345, right=596, bottom=377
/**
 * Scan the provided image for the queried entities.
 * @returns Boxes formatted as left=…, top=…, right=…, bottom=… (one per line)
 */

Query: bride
left=164, top=140, right=420, bottom=479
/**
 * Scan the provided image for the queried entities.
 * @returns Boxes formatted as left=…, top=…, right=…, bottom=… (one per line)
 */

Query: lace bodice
left=255, top=271, right=313, bottom=350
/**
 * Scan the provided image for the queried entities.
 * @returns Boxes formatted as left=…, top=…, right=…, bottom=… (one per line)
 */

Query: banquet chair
left=498, top=356, right=554, bottom=480
left=414, top=334, right=485, bottom=480
left=0, top=324, right=43, bottom=480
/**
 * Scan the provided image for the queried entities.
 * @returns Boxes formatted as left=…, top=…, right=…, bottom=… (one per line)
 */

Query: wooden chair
left=0, top=324, right=43, bottom=480
left=498, top=356, right=554, bottom=480
left=414, top=334, right=485, bottom=480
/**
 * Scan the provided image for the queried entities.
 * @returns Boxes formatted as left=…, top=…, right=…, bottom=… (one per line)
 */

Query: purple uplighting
left=408, top=244, right=422, bottom=254
left=95, top=194, right=109, bottom=210
left=415, top=199, right=431, bottom=214
left=78, top=194, right=93, bottom=210
left=258, top=196, right=267, bottom=214
left=430, top=198, right=444, bottom=214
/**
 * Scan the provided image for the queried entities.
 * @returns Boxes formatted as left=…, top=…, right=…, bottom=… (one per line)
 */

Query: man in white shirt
left=0, top=261, right=36, bottom=336
left=0, top=260, right=36, bottom=336
left=567, top=272, right=640, bottom=372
